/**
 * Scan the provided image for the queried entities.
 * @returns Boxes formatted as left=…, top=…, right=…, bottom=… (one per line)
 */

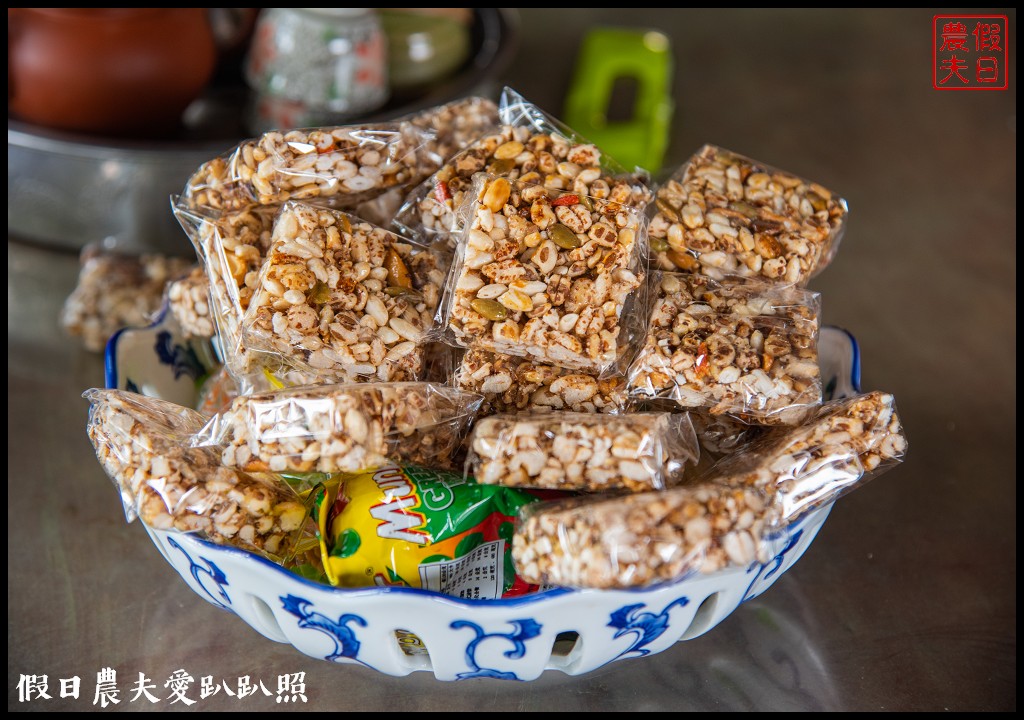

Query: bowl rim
left=105, top=302, right=861, bottom=608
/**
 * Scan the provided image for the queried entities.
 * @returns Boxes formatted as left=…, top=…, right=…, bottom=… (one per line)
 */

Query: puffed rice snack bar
left=649, top=144, right=847, bottom=285
left=202, top=382, right=483, bottom=474
left=469, top=411, right=698, bottom=493
left=242, top=202, right=445, bottom=382
left=628, top=272, right=821, bottom=425
left=512, top=391, right=905, bottom=588
left=446, top=176, right=646, bottom=372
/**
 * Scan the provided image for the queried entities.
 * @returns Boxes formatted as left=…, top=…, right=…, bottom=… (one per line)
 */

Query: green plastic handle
left=564, top=28, right=674, bottom=174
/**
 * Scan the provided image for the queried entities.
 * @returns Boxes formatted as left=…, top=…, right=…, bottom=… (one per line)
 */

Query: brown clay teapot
left=8, top=8, right=217, bottom=136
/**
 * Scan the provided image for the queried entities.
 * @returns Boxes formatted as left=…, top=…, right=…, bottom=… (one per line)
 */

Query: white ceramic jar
left=245, top=8, right=388, bottom=132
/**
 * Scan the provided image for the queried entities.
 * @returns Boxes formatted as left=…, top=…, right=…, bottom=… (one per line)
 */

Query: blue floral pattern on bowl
left=608, top=596, right=691, bottom=659
left=105, top=301, right=218, bottom=407
left=165, top=536, right=232, bottom=610
left=280, top=595, right=368, bottom=664
left=451, top=618, right=545, bottom=680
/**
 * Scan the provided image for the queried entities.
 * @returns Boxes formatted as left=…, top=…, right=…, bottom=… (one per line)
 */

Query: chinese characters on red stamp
left=934, top=15, right=1009, bottom=90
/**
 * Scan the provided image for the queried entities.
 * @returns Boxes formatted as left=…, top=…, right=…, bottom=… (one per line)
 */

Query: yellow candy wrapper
left=314, top=465, right=563, bottom=600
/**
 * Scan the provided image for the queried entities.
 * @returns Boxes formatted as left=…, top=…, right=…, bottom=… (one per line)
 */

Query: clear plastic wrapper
left=454, top=348, right=629, bottom=416
left=514, top=481, right=774, bottom=589
left=392, top=87, right=651, bottom=249
left=240, top=202, right=446, bottom=383
left=699, top=390, right=907, bottom=522
left=61, top=246, right=192, bottom=352
left=172, top=203, right=279, bottom=376
left=649, top=144, right=848, bottom=285
left=84, top=389, right=308, bottom=560
left=167, top=266, right=215, bottom=339
left=440, top=174, right=648, bottom=373
left=512, top=391, right=906, bottom=589
left=628, top=272, right=821, bottom=425
left=405, top=96, right=500, bottom=171
left=195, top=382, right=484, bottom=474
left=690, top=410, right=765, bottom=458
left=313, top=464, right=561, bottom=598
left=196, top=366, right=239, bottom=416
left=180, top=121, right=431, bottom=216
left=468, top=411, right=698, bottom=493
left=85, top=388, right=211, bottom=521
left=134, top=461, right=306, bottom=561
left=345, top=99, right=499, bottom=229
left=352, top=187, right=407, bottom=227
left=421, top=341, right=460, bottom=384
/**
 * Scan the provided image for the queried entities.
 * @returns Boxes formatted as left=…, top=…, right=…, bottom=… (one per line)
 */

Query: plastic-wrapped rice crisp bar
left=85, top=389, right=306, bottom=559
left=512, top=391, right=906, bottom=588
left=173, top=204, right=279, bottom=375
left=454, top=348, right=629, bottom=415
left=468, top=411, right=698, bottom=493
left=628, top=272, right=821, bottom=425
left=196, top=382, right=483, bottom=474
left=393, top=89, right=651, bottom=250
left=649, top=144, right=848, bottom=285
left=241, top=202, right=446, bottom=383
left=444, top=175, right=647, bottom=372
left=180, top=122, right=430, bottom=215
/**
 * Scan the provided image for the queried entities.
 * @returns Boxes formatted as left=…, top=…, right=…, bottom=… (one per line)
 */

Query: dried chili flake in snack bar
left=628, top=272, right=821, bottom=425
left=198, top=382, right=482, bottom=474
left=241, top=202, right=446, bottom=382
left=314, top=465, right=568, bottom=599
left=435, top=180, right=453, bottom=205
left=512, top=391, right=905, bottom=589
left=649, top=144, right=848, bottom=285
left=454, top=348, right=630, bottom=416
left=468, top=412, right=699, bottom=493
left=444, top=175, right=647, bottom=373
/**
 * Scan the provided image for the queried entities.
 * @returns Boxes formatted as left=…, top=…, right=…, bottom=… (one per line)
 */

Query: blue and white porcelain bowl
left=105, top=308, right=861, bottom=681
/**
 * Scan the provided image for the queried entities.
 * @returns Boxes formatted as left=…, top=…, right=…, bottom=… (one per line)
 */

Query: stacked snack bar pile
left=86, top=88, right=905, bottom=603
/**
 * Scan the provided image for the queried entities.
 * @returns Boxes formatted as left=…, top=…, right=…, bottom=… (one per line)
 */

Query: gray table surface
left=8, top=8, right=1015, bottom=711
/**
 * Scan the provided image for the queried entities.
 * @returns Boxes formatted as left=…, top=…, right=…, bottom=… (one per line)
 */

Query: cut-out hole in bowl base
left=547, top=631, right=584, bottom=670
left=551, top=631, right=581, bottom=657
left=680, top=593, right=720, bottom=641
left=250, top=596, right=287, bottom=642
left=395, top=628, right=433, bottom=672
